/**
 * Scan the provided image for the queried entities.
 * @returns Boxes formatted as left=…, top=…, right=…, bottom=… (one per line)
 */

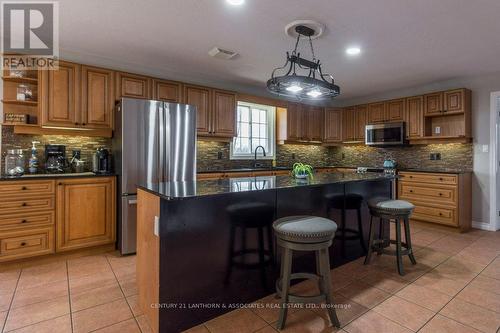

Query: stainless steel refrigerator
left=113, top=98, right=197, bottom=254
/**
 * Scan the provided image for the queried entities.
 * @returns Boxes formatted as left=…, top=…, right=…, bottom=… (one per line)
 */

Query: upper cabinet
left=342, top=107, right=356, bottom=141
left=424, top=89, right=469, bottom=116
left=40, top=62, right=114, bottom=133
left=277, top=103, right=323, bottom=144
left=355, top=105, right=367, bottom=140
left=212, top=89, right=236, bottom=138
left=81, top=65, right=115, bottom=129
left=183, top=84, right=236, bottom=138
left=385, top=98, right=406, bottom=122
left=406, top=96, right=424, bottom=138
left=367, top=102, right=386, bottom=123
left=116, top=72, right=152, bottom=99
left=40, top=61, right=80, bottom=127
left=152, top=79, right=182, bottom=103
left=323, top=108, right=342, bottom=143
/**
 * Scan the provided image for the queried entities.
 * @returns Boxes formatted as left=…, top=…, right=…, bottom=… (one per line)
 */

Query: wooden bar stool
left=364, top=199, right=417, bottom=276
left=273, top=216, right=341, bottom=330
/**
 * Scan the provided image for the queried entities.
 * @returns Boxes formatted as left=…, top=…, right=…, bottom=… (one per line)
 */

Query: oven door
left=365, top=122, right=406, bottom=146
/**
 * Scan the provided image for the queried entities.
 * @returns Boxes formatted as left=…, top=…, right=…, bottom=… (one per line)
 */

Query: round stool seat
left=325, top=193, right=363, bottom=209
left=273, top=216, right=337, bottom=243
left=368, top=199, right=414, bottom=217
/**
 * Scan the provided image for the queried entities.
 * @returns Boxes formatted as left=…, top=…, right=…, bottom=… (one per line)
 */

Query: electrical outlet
left=430, top=153, right=435, bottom=160
left=292, top=153, right=296, bottom=159
left=342, top=153, right=345, bottom=159
left=217, top=151, right=223, bottom=160
left=435, top=153, right=441, bottom=160
left=434, top=126, right=441, bottom=135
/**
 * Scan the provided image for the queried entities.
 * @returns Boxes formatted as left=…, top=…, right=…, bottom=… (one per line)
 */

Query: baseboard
left=472, top=221, right=499, bottom=231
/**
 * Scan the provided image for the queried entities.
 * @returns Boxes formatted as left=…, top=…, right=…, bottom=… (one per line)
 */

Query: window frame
left=230, top=101, right=276, bottom=160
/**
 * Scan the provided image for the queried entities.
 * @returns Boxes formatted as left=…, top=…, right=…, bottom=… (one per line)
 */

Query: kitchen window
left=230, top=101, right=276, bottom=159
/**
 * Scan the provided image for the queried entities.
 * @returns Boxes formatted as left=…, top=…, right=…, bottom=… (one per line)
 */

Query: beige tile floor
left=0, top=223, right=499, bottom=333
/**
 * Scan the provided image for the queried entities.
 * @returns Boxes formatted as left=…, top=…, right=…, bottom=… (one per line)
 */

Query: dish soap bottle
left=28, top=141, right=40, bottom=174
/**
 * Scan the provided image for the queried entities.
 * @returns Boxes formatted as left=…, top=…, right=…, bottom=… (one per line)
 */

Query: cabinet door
left=386, top=98, right=406, bottom=122
left=424, top=92, right=443, bottom=116
left=81, top=66, right=114, bottom=129
left=152, top=79, right=182, bottom=103
left=286, top=103, right=302, bottom=141
left=406, top=96, right=424, bottom=138
left=324, top=108, right=342, bottom=142
left=183, top=85, right=211, bottom=136
left=307, top=106, right=324, bottom=142
left=56, top=177, right=115, bottom=252
left=367, top=102, right=385, bottom=123
left=41, top=61, right=80, bottom=127
left=355, top=105, right=367, bottom=140
left=116, top=72, right=152, bottom=99
left=342, top=107, right=356, bottom=141
left=444, top=89, right=465, bottom=114
left=212, top=89, right=236, bottom=137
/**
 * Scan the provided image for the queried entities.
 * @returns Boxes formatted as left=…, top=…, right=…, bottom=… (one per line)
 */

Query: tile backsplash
left=1, top=126, right=111, bottom=172
left=329, top=143, right=473, bottom=171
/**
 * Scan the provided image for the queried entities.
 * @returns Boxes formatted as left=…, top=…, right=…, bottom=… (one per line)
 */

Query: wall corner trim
left=472, top=220, right=498, bottom=231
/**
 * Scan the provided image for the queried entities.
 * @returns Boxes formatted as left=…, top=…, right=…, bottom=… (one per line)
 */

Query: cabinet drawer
left=399, top=183, right=457, bottom=205
left=0, top=180, right=55, bottom=198
left=0, top=197, right=55, bottom=215
left=0, top=212, right=54, bottom=229
left=411, top=202, right=457, bottom=227
left=399, top=172, right=457, bottom=185
left=0, top=227, right=54, bottom=261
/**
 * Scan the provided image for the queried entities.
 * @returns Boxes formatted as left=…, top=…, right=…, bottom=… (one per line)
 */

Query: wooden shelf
left=1, top=99, right=38, bottom=106
left=2, top=76, right=38, bottom=84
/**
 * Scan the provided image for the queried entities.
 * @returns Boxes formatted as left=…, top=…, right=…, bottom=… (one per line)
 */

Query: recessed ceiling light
left=346, top=47, right=361, bottom=56
left=226, top=0, right=244, bottom=5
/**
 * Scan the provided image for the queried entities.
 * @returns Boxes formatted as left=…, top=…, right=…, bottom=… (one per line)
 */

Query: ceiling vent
left=208, top=47, right=238, bottom=60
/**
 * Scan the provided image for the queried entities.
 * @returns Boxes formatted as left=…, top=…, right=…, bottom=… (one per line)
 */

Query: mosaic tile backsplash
left=1, top=126, right=111, bottom=172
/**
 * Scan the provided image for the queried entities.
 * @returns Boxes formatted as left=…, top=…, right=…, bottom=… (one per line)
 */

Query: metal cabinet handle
left=20, top=242, right=27, bottom=246
left=439, top=212, right=443, bottom=216
left=409, top=190, right=413, bottom=193
left=439, top=177, right=444, bottom=181
left=21, top=219, right=27, bottom=223
left=21, top=186, right=27, bottom=190
left=439, top=193, right=443, bottom=196
left=21, top=202, right=27, bottom=206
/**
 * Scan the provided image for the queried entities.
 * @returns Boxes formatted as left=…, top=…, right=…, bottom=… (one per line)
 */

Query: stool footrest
left=370, top=240, right=413, bottom=257
left=276, top=272, right=326, bottom=304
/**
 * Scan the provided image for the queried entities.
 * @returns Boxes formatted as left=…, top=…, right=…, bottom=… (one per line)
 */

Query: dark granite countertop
left=0, top=172, right=116, bottom=181
left=397, top=168, right=471, bottom=174
left=139, top=172, right=396, bottom=200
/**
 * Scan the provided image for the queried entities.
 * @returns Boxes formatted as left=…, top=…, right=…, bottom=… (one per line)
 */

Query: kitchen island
left=136, top=172, right=394, bottom=333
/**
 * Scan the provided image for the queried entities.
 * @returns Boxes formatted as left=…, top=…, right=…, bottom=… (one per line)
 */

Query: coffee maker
left=45, top=145, right=67, bottom=173
left=92, top=148, right=112, bottom=174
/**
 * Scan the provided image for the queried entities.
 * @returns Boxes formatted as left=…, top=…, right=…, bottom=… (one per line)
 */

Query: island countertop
left=138, top=172, right=396, bottom=200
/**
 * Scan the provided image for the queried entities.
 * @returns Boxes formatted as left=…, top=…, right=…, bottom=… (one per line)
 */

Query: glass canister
left=16, top=84, right=33, bottom=101
left=5, top=149, right=25, bottom=176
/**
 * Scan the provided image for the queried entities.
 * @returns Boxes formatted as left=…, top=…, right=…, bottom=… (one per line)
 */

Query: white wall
left=338, top=71, right=500, bottom=227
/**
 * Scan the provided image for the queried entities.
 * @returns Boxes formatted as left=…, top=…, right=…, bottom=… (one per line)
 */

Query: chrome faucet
left=254, top=145, right=266, bottom=168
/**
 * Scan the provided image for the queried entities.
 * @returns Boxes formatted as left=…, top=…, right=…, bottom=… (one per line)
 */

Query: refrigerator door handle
left=128, top=199, right=138, bottom=205
left=158, top=105, right=165, bottom=183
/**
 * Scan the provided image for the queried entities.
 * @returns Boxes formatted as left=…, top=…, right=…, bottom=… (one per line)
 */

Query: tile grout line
left=66, top=260, right=74, bottom=333
left=413, top=240, right=499, bottom=333
left=104, top=255, right=142, bottom=332
left=1, top=270, right=20, bottom=333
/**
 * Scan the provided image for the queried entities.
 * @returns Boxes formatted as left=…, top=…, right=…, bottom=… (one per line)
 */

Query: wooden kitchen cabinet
left=116, top=72, right=152, bottom=99
left=212, top=89, right=236, bottom=138
left=398, top=171, right=471, bottom=231
left=184, top=84, right=211, bottom=135
left=324, top=108, right=343, bottom=143
left=152, top=79, right=182, bottom=103
left=367, top=102, right=386, bottom=123
left=385, top=98, right=406, bottom=122
left=355, top=105, right=367, bottom=140
left=40, top=61, right=81, bottom=127
left=306, top=106, right=324, bottom=142
left=56, top=177, right=116, bottom=252
left=424, top=89, right=469, bottom=116
left=406, top=96, right=424, bottom=138
left=285, top=103, right=305, bottom=141
left=342, top=107, right=357, bottom=141
left=81, top=65, right=115, bottom=130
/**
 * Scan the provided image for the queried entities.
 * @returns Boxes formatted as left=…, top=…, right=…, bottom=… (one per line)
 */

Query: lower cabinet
left=56, top=177, right=116, bottom=252
left=397, top=171, right=471, bottom=231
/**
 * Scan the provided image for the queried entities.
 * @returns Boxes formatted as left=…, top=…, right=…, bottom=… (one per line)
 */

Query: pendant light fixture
left=266, top=24, right=340, bottom=100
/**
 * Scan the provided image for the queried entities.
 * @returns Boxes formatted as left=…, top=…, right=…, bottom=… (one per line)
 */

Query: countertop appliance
left=45, top=144, right=67, bottom=173
left=113, top=98, right=197, bottom=254
left=92, top=147, right=112, bottom=174
left=365, top=122, right=407, bottom=146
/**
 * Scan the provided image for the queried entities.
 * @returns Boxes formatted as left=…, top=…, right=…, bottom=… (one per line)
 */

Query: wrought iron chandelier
left=266, top=25, right=340, bottom=100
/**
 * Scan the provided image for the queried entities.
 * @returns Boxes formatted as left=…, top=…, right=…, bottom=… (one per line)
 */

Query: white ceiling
left=58, top=0, right=500, bottom=102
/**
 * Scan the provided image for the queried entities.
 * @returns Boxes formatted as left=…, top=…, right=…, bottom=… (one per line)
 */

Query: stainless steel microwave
left=365, top=122, right=407, bottom=146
